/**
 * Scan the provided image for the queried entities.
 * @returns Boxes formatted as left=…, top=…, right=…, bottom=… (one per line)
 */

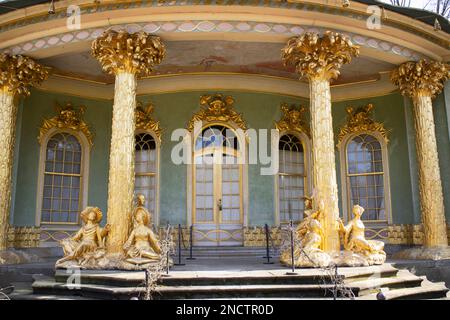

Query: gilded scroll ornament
left=187, top=94, right=247, bottom=131
left=38, top=102, right=94, bottom=146
left=281, top=31, right=359, bottom=81
left=91, top=30, right=165, bottom=76
left=275, top=103, right=309, bottom=136
left=135, top=102, right=162, bottom=141
left=0, top=54, right=50, bottom=96
left=337, top=103, right=389, bottom=144
left=391, top=59, right=449, bottom=98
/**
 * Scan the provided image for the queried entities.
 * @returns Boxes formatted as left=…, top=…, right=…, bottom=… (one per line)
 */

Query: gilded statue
left=280, top=198, right=331, bottom=268
left=123, top=195, right=162, bottom=266
left=337, top=205, right=386, bottom=265
left=55, top=207, right=110, bottom=268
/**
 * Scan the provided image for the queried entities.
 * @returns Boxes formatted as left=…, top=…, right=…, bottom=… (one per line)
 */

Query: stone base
left=393, top=246, right=450, bottom=260
left=56, top=253, right=173, bottom=271
left=332, top=251, right=386, bottom=267
left=280, top=250, right=386, bottom=268
left=0, top=249, right=43, bottom=265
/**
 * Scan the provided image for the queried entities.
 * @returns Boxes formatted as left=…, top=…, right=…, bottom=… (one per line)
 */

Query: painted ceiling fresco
left=39, top=40, right=394, bottom=85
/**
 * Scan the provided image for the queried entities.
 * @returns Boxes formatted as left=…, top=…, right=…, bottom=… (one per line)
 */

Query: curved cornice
left=37, top=71, right=396, bottom=102
left=0, top=2, right=448, bottom=62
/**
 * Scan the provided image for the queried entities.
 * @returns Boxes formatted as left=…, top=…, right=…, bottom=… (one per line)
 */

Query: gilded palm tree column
left=0, top=54, right=49, bottom=251
left=392, top=60, right=450, bottom=250
left=92, top=30, right=165, bottom=253
left=282, top=32, right=359, bottom=253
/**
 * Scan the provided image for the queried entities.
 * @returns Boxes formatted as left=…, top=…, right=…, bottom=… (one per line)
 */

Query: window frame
left=274, top=130, right=312, bottom=225
left=35, top=127, right=90, bottom=229
left=134, top=128, right=161, bottom=227
left=339, top=131, right=392, bottom=225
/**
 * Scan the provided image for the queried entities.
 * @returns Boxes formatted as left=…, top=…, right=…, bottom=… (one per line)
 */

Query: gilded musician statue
left=123, top=194, right=163, bottom=267
left=337, top=204, right=386, bottom=265
left=55, top=207, right=110, bottom=268
left=280, top=198, right=331, bottom=268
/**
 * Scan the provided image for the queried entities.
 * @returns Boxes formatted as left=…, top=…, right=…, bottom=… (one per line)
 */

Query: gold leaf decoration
left=91, top=30, right=165, bottom=76
left=0, top=54, right=50, bottom=96
left=135, top=101, right=162, bottom=142
left=275, top=103, right=309, bottom=136
left=281, top=31, right=359, bottom=81
left=391, top=59, right=450, bottom=98
left=38, top=102, right=94, bottom=146
left=337, top=103, right=389, bottom=145
left=187, top=94, right=247, bottom=131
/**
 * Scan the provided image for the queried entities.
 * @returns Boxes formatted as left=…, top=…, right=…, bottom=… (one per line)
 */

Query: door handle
left=217, top=199, right=222, bottom=211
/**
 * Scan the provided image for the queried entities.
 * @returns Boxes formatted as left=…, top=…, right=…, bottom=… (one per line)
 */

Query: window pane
left=346, top=134, right=386, bottom=222
left=41, top=132, right=82, bottom=224
left=278, top=134, right=306, bottom=223
left=134, top=132, right=158, bottom=217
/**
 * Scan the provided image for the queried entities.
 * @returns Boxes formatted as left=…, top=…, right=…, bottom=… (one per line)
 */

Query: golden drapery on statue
left=123, top=195, right=164, bottom=268
left=55, top=207, right=110, bottom=268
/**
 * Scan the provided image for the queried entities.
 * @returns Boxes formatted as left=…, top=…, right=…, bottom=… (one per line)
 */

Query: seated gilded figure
left=337, top=204, right=386, bottom=265
left=280, top=199, right=331, bottom=268
left=123, top=195, right=162, bottom=265
left=56, top=207, right=110, bottom=268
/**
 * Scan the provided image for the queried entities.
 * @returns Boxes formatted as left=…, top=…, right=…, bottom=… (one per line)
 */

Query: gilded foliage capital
left=0, top=54, right=50, bottom=96
left=91, top=30, right=165, bottom=76
left=391, top=59, right=450, bottom=99
left=281, top=31, right=359, bottom=81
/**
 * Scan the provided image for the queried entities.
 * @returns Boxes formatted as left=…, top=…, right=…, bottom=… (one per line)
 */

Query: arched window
left=135, top=132, right=159, bottom=221
left=40, top=132, right=83, bottom=224
left=278, top=133, right=307, bottom=223
left=344, top=134, right=389, bottom=222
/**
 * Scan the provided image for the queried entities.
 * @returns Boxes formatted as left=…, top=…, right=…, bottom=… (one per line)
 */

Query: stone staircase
left=4, top=247, right=449, bottom=300
left=15, top=263, right=448, bottom=300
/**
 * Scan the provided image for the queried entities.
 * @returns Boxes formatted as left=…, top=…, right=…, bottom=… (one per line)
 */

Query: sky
left=379, top=0, right=440, bottom=11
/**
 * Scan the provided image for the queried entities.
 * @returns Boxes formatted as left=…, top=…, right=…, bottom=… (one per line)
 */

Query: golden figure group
left=280, top=197, right=386, bottom=268
left=56, top=195, right=164, bottom=269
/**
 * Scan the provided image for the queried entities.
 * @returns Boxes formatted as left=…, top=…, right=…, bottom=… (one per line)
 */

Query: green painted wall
left=433, top=92, right=450, bottom=221
left=13, top=89, right=112, bottom=226
left=138, top=91, right=308, bottom=226
left=12, top=88, right=427, bottom=229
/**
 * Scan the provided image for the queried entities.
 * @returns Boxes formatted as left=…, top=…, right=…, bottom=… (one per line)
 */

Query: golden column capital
left=0, top=54, right=50, bottom=96
left=91, top=29, right=166, bottom=76
left=391, top=59, right=450, bottom=99
left=281, top=31, right=359, bottom=81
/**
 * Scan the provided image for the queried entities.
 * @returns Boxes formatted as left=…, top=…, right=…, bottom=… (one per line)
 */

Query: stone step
left=344, top=271, right=423, bottom=295
left=356, top=281, right=449, bottom=300
left=32, top=279, right=359, bottom=299
left=52, top=264, right=398, bottom=288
